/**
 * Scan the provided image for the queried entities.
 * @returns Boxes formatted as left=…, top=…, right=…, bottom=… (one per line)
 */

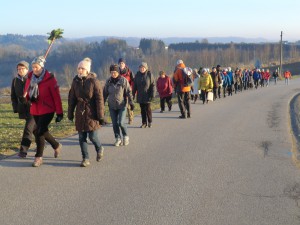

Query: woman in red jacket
left=24, top=56, right=63, bottom=167
left=156, top=71, right=173, bottom=113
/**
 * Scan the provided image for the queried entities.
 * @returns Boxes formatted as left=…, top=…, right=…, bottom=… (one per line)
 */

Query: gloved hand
left=130, top=103, right=135, bottom=111
left=99, top=118, right=106, bottom=126
left=55, top=114, right=63, bottom=123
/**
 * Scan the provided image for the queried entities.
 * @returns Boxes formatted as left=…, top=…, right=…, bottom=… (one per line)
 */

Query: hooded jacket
left=24, top=70, right=63, bottom=116
left=199, top=73, right=213, bottom=92
left=173, top=63, right=191, bottom=93
left=103, top=75, right=133, bottom=110
left=68, top=73, right=104, bottom=132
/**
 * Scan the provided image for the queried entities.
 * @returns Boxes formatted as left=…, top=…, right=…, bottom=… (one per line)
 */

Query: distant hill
left=71, top=36, right=271, bottom=47
left=0, top=34, right=66, bottom=51
left=0, top=34, right=280, bottom=50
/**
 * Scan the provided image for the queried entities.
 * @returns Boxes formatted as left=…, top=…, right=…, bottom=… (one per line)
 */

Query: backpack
left=182, top=67, right=193, bottom=87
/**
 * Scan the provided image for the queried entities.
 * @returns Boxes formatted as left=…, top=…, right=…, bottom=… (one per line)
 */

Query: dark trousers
left=212, top=87, right=217, bottom=100
left=160, top=96, right=172, bottom=111
left=254, top=80, right=259, bottom=89
left=140, top=103, right=152, bottom=125
left=33, top=113, right=59, bottom=157
left=177, top=92, right=191, bottom=116
left=201, top=90, right=209, bottom=103
left=20, top=115, right=37, bottom=153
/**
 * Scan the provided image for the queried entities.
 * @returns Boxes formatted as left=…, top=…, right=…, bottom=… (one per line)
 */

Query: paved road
left=1, top=79, right=300, bottom=225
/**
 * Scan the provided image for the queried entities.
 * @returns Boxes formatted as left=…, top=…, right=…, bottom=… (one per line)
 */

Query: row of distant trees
left=0, top=37, right=300, bottom=88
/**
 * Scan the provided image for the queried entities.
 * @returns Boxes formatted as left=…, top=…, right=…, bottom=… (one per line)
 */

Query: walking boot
left=32, top=157, right=43, bottom=167
left=80, top=159, right=90, bottom=167
left=96, top=146, right=104, bottom=162
left=54, top=143, right=62, bottom=158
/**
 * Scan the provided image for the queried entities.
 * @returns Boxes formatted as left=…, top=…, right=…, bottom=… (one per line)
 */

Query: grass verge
left=0, top=97, right=163, bottom=157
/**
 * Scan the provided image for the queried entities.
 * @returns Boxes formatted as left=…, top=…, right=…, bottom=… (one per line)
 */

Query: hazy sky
left=2, top=0, right=299, bottom=41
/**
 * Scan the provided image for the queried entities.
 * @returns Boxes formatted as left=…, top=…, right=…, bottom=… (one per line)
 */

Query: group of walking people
left=11, top=56, right=291, bottom=167
left=11, top=56, right=156, bottom=167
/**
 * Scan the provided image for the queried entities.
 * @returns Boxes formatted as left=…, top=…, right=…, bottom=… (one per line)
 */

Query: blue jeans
left=78, top=129, right=102, bottom=159
left=285, top=78, right=289, bottom=85
left=109, top=107, right=128, bottom=139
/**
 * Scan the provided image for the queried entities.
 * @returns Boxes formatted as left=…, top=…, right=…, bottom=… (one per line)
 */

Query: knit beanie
left=78, top=57, right=92, bottom=73
left=118, top=58, right=125, bottom=64
left=17, top=60, right=29, bottom=70
left=110, top=64, right=119, bottom=72
left=31, top=56, right=46, bottom=68
left=139, top=62, right=148, bottom=70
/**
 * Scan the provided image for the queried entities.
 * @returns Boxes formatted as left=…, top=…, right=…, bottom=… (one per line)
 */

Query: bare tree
left=63, top=64, right=76, bottom=88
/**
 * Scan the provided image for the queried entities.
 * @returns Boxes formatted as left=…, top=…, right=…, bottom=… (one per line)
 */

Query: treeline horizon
left=1, top=35, right=300, bottom=88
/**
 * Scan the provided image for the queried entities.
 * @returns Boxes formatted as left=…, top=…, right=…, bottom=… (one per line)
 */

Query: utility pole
left=279, top=31, right=283, bottom=77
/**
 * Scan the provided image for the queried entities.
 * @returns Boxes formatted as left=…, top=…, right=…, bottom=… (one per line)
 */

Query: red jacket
left=156, top=75, right=173, bottom=98
left=264, top=72, right=270, bottom=80
left=120, top=66, right=134, bottom=89
left=24, top=70, right=63, bottom=116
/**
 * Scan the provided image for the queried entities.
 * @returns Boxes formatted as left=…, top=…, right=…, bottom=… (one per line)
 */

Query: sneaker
left=18, top=152, right=27, bottom=158
left=123, top=136, right=129, bottom=146
left=140, top=124, right=147, bottom=128
left=32, top=157, right=43, bottom=167
left=148, top=123, right=152, bottom=128
left=114, top=138, right=122, bottom=147
left=160, top=110, right=164, bottom=113
left=168, top=105, right=172, bottom=111
left=179, top=115, right=187, bottom=119
left=54, top=143, right=62, bottom=158
left=187, top=113, right=191, bottom=118
left=96, top=147, right=104, bottom=162
left=80, top=159, right=90, bottom=167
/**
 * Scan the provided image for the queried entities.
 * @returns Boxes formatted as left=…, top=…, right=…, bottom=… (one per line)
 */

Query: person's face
left=212, top=68, right=216, bottom=72
left=119, top=62, right=126, bottom=70
left=77, top=67, right=88, bottom=76
left=32, top=64, right=43, bottom=76
left=139, top=66, right=146, bottom=73
left=160, top=73, right=165, bottom=78
left=17, top=65, right=28, bottom=77
left=110, top=71, right=119, bottom=78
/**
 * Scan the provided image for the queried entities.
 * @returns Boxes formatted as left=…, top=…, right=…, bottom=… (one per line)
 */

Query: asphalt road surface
left=1, top=79, right=300, bottom=225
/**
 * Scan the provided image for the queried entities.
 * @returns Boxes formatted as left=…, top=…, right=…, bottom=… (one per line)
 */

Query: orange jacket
left=173, top=63, right=191, bottom=92
left=284, top=71, right=291, bottom=78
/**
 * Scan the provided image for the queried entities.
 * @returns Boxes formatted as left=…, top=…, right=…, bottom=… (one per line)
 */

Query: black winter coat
left=132, top=70, right=155, bottom=104
left=11, top=76, right=31, bottom=119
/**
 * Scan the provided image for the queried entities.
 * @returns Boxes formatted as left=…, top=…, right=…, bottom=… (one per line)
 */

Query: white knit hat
left=78, top=57, right=92, bottom=73
left=32, top=56, right=46, bottom=68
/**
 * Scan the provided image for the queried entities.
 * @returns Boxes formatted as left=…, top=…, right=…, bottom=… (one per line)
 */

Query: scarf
left=111, top=76, right=121, bottom=85
left=17, top=74, right=27, bottom=82
left=29, top=69, right=46, bottom=101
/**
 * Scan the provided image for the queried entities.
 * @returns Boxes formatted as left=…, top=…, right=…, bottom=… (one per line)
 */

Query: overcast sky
left=2, top=0, right=299, bottom=41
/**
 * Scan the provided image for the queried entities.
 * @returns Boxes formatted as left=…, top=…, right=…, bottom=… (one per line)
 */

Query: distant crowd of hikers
left=10, top=56, right=292, bottom=167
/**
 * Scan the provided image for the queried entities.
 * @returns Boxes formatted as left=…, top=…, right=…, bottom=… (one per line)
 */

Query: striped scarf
left=29, top=69, right=46, bottom=101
